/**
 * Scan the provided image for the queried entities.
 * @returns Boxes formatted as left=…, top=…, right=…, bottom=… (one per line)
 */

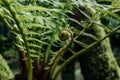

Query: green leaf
left=19, top=15, right=48, bottom=21
left=4, top=14, right=15, bottom=22
left=15, top=6, right=61, bottom=13
left=22, top=57, right=28, bottom=61
left=27, top=31, right=40, bottom=36
left=74, top=40, right=88, bottom=48
left=67, top=18, right=83, bottom=28
left=93, top=21, right=113, bottom=32
left=30, top=54, right=39, bottom=58
left=77, top=8, right=91, bottom=19
left=13, top=42, right=25, bottom=49
left=28, top=43, right=42, bottom=49
left=16, top=6, right=49, bottom=12
left=27, top=38, right=48, bottom=45
left=29, top=49, right=40, bottom=55
left=10, top=31, right=24, bottom=42
left=96, top=7, right=120, bottom=21
left=41, top=30, right=53, bottom=35
left=24, top=23, right=51, bottom=29
left=82, top=32, right=98, bottom=40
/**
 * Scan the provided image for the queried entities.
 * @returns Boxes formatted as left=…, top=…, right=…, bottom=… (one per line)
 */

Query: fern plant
left=0, top=0, right=73, bottom=80
left=0, top=0, right=120, bottom=80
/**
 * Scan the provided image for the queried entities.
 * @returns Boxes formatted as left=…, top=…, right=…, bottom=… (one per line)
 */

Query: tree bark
left=79, top=25, right=120, bottom=80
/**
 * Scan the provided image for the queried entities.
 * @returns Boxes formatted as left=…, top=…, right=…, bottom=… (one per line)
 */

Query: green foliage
left=0, top=0, right=72, bottom=80
left=0, top=0, right=120, bottom=80
left=0, top=54, right=14, bottom=80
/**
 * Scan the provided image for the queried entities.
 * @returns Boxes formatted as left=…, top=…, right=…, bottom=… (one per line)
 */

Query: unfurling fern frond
left=0, top=54, right=14, bottom=80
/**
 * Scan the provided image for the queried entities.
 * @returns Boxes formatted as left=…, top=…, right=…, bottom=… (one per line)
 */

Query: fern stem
left=2, top=0, right=33, bottom=80
left=50, top=28, right=74, bottom=78
left=52, top=25, right=120, bottom=80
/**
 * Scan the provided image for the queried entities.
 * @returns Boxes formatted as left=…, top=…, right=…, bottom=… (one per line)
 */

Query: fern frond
left=19, top=15, right=49, bottom=21
left=28, top=43, right=42, bottom=49
left=15, top=6, right=61, bottom=13
left=1, top=1, right=33, bottom=80
left=13, top=42, right=25, bottom=49
left=4, top=14, right=15, bottom=22
left=96, top=7, right=120, bottom=21
left=67, top=18, right=83, bottom=27
left=24, top=23, right=50, bottom=29
left=27, top=31, right=41, bottom=36
left=41, top=30, right=53, bottom=35
left=30, top=54, right=39, bottom=58
left=93, top=21, right=113, bottom=32
left=27, top=38, right=48, bottom=45
left=10, top=31, right=23, bottom=41
left=82, top=32, right=98, bottom=40
left=74, top=40, right=88, bottom=48
left=29, top=49, right=40, bottom=54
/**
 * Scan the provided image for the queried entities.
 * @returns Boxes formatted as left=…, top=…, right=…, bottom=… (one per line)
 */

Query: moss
left=0, top=54, right=14, bottom=80
left=79, top=25, right=120, bottom=80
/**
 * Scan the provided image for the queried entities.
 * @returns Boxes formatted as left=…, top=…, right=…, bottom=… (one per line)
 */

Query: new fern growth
left=49, top=28, right=74, bottom=78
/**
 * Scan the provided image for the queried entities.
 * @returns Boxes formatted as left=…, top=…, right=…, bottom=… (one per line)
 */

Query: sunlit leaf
left=27, top=38, right=48, bottom=45
left=30, top=54, right=39, bottom=58
left=15, top=6, right=61, bottom=13
left=24, top=23, right=51, bottom=29
left=27, top=31, right=40, bottom=36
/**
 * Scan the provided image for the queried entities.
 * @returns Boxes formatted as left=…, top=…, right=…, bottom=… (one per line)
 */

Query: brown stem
left=15, top=47, right=28, bottom=80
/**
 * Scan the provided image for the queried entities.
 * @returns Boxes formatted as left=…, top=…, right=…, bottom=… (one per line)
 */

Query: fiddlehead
left=49, top=27, right=74, bottom=78
left=59, top=28, right=73, bottom=41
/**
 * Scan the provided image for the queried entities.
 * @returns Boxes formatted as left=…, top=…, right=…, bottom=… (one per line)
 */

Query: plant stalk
left=52, top=25, right=120, bottom=80
left=2, top=0, right=33, bottom=80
